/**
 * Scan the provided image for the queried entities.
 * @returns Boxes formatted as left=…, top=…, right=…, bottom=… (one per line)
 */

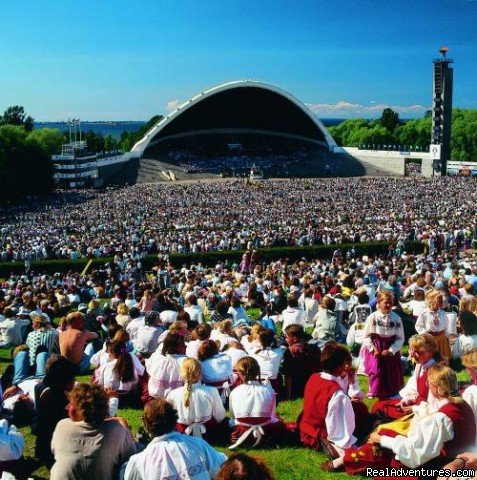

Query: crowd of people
left=1, top=176, right=477, bottom=262
left=0, top=244, right=477, bottom=479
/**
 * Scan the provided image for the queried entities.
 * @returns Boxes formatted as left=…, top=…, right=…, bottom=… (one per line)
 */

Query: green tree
left=0, top=105, right=34, bottom=131
left=26, top=128, right=64, bottom=156
left=0, top=124, right=52, bottom=201
left=119, top=115, right=163, bottom=151
left=380, top=108, right=400, bottom=133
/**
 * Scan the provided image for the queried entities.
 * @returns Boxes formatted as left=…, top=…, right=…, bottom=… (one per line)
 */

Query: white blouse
left=319, top=373, right=357, bottom=449
left=415, top=308, right=449, bottom=335
left=200, top=354, right=233, bottom=384
left=228, top=381, right=279, bottom=425
left=251, top=347, right=284, bottom=380
left=146, top=352, right=187, bottom=398
left=240, top=336, right=261, bottom=354
left=186, top=339, right=205, bottom=359
left=166, top=384, right=226, bottom=426
left=184, top=305, right=204, bottom=325
left=398, top=358, right=435, bottom=405
left=91, top=348, right=145, bottom=377
left=380, top=403, right=454, bottom=468
left=97, top=359, right=138, bottom=392
left=124, top=432, right=227, bottom=480
left=362, top=310, right=404, bottom=354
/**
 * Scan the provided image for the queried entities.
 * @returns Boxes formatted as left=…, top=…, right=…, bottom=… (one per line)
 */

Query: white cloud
left=306, top=101, right=428, bottom=118
left=166, top=100, right=181, bottom=112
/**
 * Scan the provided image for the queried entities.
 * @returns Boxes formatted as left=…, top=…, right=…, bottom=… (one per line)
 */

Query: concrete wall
left=340, top=147, right=434, bottom=177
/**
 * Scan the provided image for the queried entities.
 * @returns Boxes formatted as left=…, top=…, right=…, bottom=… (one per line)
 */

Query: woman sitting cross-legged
left=198, top=340, right=234, bottom=403
left=228, top=356, right=287, bottom=449
left=145, top=332, right=187, bottom=400
left=123, top=397, right=227, bottom=480
left=95, top=340, right=140, bottom=407
left=166, top=358, right=228, bottom=442
left=344, top=364, right=476, bottom=475
left=371, top=334, right=442, bottom=422
left=297, top=342, right=362, bottom=471
left=50, top=383, right=136, bottom=480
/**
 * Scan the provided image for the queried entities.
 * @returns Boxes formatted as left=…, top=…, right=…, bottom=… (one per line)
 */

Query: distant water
left=35, top=118, right=344, bottom=139
left=34, top=121, right=145, bottom=140
left=320, top=118, right=345, bottom=127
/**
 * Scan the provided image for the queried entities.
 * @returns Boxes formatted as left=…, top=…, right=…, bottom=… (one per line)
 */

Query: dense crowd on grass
left=1, top=246, right=477, bottom=479
left=1, top=177, right=477, bottom=263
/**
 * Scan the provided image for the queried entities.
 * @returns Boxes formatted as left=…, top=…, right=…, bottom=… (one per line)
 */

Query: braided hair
left=180, top=358, right=202, bottom=408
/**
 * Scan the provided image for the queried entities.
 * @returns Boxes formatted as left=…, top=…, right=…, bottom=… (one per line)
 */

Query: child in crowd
left=416, top=290, right=451, bottom=361
left=362, top=290, right=405, bottom=399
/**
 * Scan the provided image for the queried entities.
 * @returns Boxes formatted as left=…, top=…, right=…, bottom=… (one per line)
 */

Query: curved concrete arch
left=132, top=80, right=337, bottom=153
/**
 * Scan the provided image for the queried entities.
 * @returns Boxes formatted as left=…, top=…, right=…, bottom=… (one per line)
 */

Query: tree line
left=1, top=104, right=476, bottom=202
left=0, top=106, right=163, bottom=201
left=328, top=107, right=477, bottom=161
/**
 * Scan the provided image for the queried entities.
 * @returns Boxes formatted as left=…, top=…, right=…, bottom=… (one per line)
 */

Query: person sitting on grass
left=146, top=332, right=187, bottom=401
left=297, top=342, right=359, bottom=471
left=95, top=340, right=139, bottom=406
left=35, top=355, right=77, bottom=468
left=0, top=418, right=26, bottom=480
left=452, top=311, right=477, bottom=359
left=353, top=365, right=476, bottom=474
left=50, top=383, right=136, bottom=480
left=123, top=397, right=226, bottom=480
left=371, top=334, right=442, bottom=422
left=166, top=358, right=227, bottom=441
left=198, top=339, right=234, bottom=402
left=59, top=311, right=98, bottom=374
left=228, top=357, right=287, bottom=449
left=282, top=324, right=321, bottom=401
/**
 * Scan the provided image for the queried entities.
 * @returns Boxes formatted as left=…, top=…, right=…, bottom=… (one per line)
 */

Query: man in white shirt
left=281, top=295, right=305, bottom=331
left=0, top=308, right=30, bottom=347
left=134, top=311, right=163, bottom=357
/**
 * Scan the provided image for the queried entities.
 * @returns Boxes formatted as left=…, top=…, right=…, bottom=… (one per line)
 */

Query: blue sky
left=1, top=0, right=476, bottom=121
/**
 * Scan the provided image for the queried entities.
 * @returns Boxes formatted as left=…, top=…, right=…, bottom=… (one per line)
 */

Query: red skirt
left=231, top=417, right=287, bottom=447
left=371, top=398, right=406, bottom=421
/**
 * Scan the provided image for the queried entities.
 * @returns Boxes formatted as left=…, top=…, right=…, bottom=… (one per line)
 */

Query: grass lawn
left=0, top=308, right=470, bottom=480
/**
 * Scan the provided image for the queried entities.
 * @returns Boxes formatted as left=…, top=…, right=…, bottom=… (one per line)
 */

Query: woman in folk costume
left=297, top=342, right=362, bottom=472
left=362, top=290, right=405, bottom=399
left=228, top=357, right=286, bottom=449
left=346, top=365, right=476, bottom=474
left=146, top=332, right=187, bottom=399
left=372, top=334, right=442, bottom=421
left=123, top=398, right=226, bottom=480
left=415, top=289, right=451, bottom=361
left=250, top=328, right=284, bottom=396
left=166, top=358, right=227, bottom=442
left=198, top=340, right=234, bottom=403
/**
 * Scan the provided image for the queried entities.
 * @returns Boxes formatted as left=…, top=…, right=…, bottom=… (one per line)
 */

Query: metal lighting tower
left=431, top=46, right=453, bottom=176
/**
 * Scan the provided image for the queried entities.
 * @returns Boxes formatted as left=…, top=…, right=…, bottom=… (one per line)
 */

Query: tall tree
left=0, top=105, right=34, bottom=131
left=380, top=108, right=400, bottom=133
left=26, top=128, right=64, bottom=156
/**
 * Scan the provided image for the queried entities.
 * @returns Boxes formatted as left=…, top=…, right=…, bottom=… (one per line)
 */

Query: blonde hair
left=117, top=303, right=129, bottom=315
left=180, top=358, right=202, bottom=408
left=409, top=334, right=438, bottom=355
left=427, top=364, right=462, bottom=403
left=425, top=289, right=444, bottom=312
left=376, top=290, right=393, bottom=309
left=247, top=323, right=262, bottom=343
left=462, top=347, right=477, bottom=370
